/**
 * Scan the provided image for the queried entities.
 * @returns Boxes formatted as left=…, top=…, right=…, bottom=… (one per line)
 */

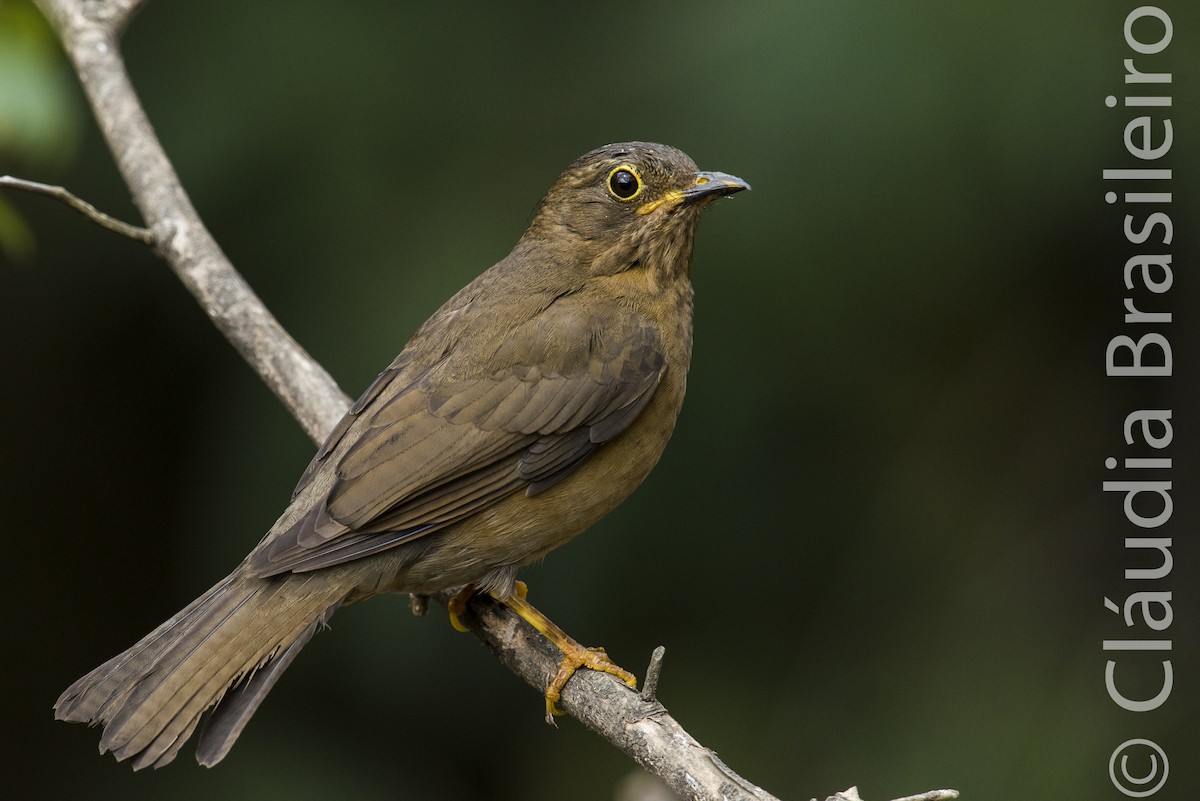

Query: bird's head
left=524, top=141, right=749, bottom=281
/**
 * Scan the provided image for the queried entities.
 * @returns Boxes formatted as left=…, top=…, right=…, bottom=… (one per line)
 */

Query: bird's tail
left=55, top=569, right=347, bottom=769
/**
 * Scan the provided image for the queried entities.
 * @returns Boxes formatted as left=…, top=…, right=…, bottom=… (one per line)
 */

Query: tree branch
left=821, top=789, right=958, bottom=801
left=21, top=3, right=957, bottom=801
left=0, top=176, right=153, bottom=242
left=446, top=590, right=781, bottom=801
left=34, top=0, right=348, bottom=443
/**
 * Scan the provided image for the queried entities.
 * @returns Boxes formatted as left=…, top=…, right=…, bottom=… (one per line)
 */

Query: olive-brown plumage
left=55, top=142, right=748, bottom=768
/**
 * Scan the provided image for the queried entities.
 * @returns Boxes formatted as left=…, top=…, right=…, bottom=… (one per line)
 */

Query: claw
left=543, top=645, right=637, bottom=722
left=447, top=584, right=475, bottom=633
left=499, top=583, right=636, bottom=720
left=449, top=580, right=637, bottom=717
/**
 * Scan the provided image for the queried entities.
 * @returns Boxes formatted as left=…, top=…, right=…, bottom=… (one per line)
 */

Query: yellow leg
left=447, top=584, right=475, bottom=633
left=447, top=580, right=636, bottom=721
left=501, top=582, right=637, bottom=723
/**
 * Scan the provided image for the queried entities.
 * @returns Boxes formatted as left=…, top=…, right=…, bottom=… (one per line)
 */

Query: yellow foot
left=543, top=644, right=637, bottom=723
left=500, top=583, right=637, bottom=723
left=447, top=584, right=475, bottom=633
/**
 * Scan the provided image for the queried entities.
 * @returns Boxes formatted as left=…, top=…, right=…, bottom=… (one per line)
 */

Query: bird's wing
left=249, top=297, right=665, bottom=576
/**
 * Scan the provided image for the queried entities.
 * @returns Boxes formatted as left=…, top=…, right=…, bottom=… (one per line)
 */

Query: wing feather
left=249, top=296, right=665, bottom=578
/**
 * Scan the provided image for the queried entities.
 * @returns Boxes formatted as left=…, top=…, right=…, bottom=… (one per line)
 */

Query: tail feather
left=196, top=606, right=331, bottom=767
left=110, top=577, right=330, bottom=766
left=55, top=570, right=345, bottom=769
left=56, top=575, right=239, bottom=725
left=105, top=580, right=290, bottom=758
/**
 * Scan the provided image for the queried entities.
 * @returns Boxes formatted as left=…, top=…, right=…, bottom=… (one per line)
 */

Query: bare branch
left=34, top=0, right=350, bottom=443
left=820, top=789, right=959, bottom=801
left=0, top=175, right=153, bottom=243
left=641, top=645, right=667, bottom=704
left=444, top=591, right=782, bottom=801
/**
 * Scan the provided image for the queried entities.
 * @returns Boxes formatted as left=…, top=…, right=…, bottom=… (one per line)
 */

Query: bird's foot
left=542, top=643, right=636, bottom=723
left=447, top=584, right=475, bottom=633
left=500, top=582, right=636, bottom=723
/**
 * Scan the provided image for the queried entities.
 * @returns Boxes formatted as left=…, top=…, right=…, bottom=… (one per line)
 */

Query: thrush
left=55, top=141, right=749, bottom=768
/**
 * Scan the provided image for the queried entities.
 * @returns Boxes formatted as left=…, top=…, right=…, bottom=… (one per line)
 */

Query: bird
left=54, top=141, right=749, bottom=769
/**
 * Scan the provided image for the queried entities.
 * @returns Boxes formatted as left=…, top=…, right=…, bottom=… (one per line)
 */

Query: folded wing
left=250, top=297, right=665, bottom=576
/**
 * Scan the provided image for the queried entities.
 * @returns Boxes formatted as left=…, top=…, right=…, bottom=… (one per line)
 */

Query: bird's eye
left=606, top=165, right=643, bottom=201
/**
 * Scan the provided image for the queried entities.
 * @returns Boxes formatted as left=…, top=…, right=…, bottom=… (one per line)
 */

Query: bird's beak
left=680, top=171, right=751, bottom=206
left=637, top=171, right=751, bottom=215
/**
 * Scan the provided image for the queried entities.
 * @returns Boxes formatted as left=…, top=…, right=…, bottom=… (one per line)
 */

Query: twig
left=820, top=788, right=959, bottom=801
left=641, top=645, right=666, bottom=703
left=35, top=0, right=349, bottom=443
left=0, top=176, right=153, bottom=243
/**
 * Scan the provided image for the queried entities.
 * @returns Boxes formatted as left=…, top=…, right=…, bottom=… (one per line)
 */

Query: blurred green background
left=2, top=1, right=1197, bottom=799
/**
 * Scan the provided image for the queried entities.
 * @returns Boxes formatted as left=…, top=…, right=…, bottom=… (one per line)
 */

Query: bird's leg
left=447, top=581, right=637, bottom=720
left=501, top=580, right=637, bottom=723
left=447, top=584, right=476, bottom=633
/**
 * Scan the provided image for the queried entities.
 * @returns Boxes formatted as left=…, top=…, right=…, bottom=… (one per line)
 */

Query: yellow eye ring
left=606, top=165, right=643, bottom=201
